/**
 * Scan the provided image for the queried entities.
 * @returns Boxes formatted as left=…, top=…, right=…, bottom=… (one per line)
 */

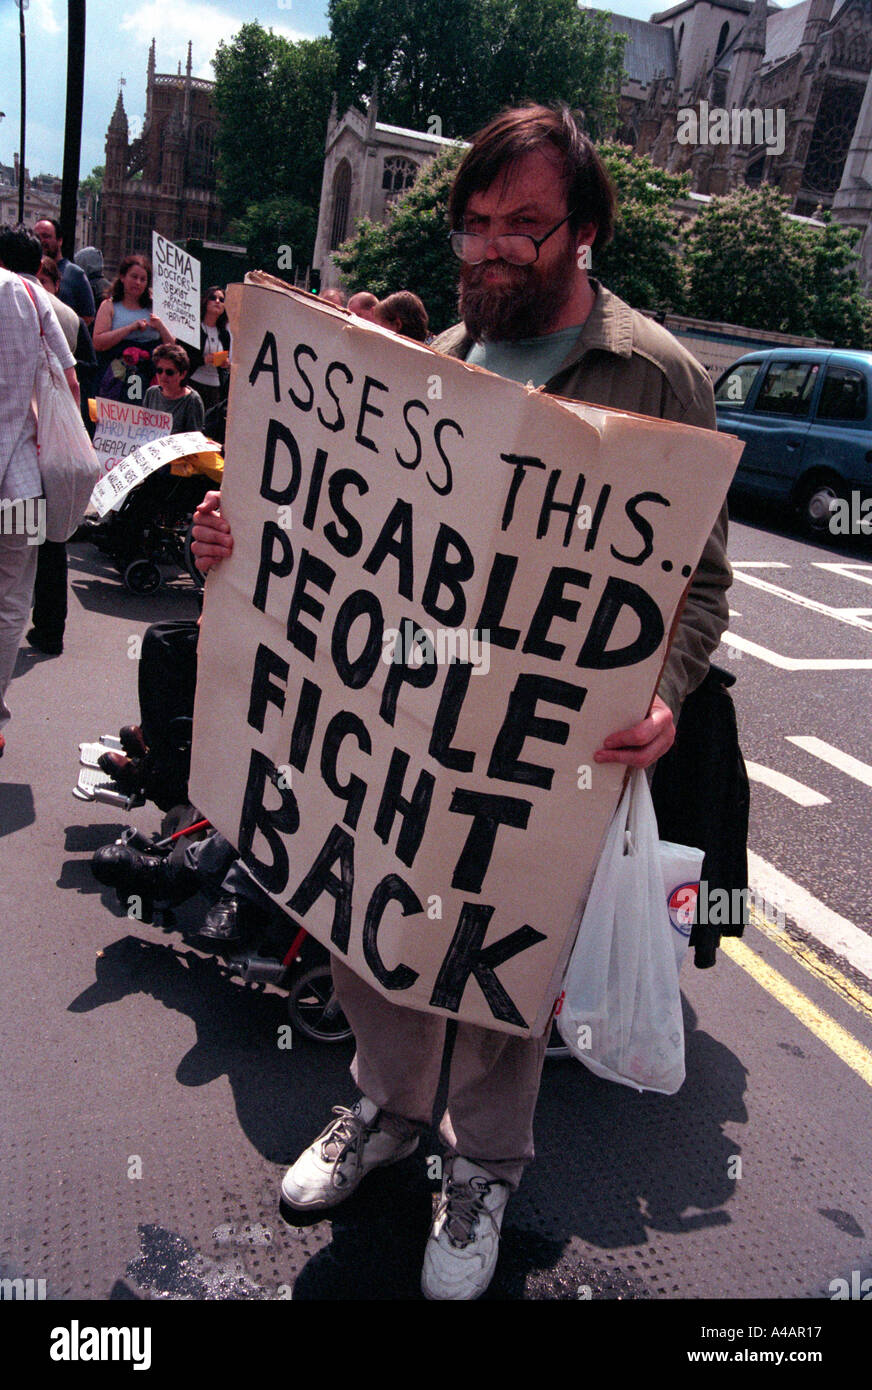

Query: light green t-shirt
left=465, top=324, right=583, bottom=387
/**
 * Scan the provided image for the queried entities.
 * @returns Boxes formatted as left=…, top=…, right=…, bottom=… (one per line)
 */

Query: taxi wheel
left=796, top=476, right=844, bottom=538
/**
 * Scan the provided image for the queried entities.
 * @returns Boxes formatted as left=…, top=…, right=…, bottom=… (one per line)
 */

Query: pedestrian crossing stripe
left=786, top=735, right=872, bottom=791
left=720, top=936, right=872, bottom=1089
left=730, top=570, right=872, bottom=633
left=744, top=761, right=830, bottom=806
left=721, top=631, right=872, bottom=669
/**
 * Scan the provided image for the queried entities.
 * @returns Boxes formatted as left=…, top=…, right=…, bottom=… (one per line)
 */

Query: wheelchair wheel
left=182, top=521, right=205, bottom=588
left=286, top=965, right=353, bottom=1044
left=124, top=558, right=162, bottom=594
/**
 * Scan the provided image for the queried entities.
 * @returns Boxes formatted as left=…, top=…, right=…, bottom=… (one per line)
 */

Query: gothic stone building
left=313, top=95, right=463, bottom=291
left=100, top=41, right=226, bottom=279
left=608, top=0, right=872, bottom=285
left=314, top=0, right=872, bottom=292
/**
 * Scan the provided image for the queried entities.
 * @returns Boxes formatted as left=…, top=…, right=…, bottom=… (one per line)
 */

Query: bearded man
left=190, top=104, right=731, bottom=1302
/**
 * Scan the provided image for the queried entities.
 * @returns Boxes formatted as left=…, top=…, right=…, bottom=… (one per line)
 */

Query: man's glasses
left=154, top=367, right=179, bottom=377
left=449, top=211, right=576, bottom=266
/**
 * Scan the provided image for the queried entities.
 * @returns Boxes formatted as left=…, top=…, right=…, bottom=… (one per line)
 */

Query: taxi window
left=714, top=362, right=760, bottom=406
left=816, top=365, right=868, bottom=422
left=752, top=361, right=820, bottom=417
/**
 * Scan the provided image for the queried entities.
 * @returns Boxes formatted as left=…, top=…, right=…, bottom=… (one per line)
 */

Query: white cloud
left=30, top=0, right=63, bottom=37
left=120, top=0, right=308, bottom=74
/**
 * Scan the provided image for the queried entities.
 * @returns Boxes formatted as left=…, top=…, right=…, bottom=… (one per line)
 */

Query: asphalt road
left=1, top=504, right=870, bottom=1353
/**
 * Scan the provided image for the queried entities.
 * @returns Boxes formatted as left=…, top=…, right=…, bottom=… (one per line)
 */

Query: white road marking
left=749, top=851, right=872, bottom=980
left=728, top=609, right=742, bottom=618
left=745, top=761, right=830, bottom=806
left=732, top=561, right=791, bottom=568
left=721, top=632, right=872, bottom=669
left=731, top=570, right=872, bottom=634
left=786, top=736, right=872, bottom=790
left=812, top=562, right=872, bottom=587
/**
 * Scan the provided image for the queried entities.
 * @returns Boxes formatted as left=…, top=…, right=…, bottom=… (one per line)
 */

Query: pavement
left=0, top=528, right=869, bottom=1365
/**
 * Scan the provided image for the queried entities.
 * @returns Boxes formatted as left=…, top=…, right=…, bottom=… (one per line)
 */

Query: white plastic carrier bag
left=660, top=838, right=705, bottom=972
left=22, top=280, right=101, bottom=543
left=556, top=768, right=700, bottom=1094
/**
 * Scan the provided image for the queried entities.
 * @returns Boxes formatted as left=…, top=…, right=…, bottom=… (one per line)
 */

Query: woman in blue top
left=92, top=253, right=174, bottom=399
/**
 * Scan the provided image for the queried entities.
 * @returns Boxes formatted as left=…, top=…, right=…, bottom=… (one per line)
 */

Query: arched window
left=716, top=21, right=730, bottom=57
left=190, top=123, right=215, bottom=188
left=382, top=157, right=417, bottom=195
left=330, top=160, right=352, bottom=251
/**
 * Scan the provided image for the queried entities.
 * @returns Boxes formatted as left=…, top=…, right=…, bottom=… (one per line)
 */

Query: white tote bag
left=23, top=282, right=101, bottom=542
left=556, top=769, right=691, bottom=1094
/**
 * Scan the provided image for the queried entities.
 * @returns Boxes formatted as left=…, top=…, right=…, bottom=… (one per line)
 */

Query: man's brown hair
left=448, top=104, right=616, bottom=254
left=378, top=291, right=430, bottom=342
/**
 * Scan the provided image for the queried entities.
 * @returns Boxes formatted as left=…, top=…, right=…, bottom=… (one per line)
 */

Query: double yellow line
left=720, top=904, right=872, bottom=1087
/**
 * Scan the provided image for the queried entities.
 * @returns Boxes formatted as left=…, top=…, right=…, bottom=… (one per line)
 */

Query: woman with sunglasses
left=144, top=344, right=206, bottom=433
left=187, top=285, right=232, bottom=412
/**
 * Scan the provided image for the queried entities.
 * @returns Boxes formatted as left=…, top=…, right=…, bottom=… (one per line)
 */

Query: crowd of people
left=1, top=103, right=733, bottom=1299
left=322, top=284, right=431, bottom=342
left=0, top=216, right=433, bottom=726
left=0, top=225, right=232, bottom=682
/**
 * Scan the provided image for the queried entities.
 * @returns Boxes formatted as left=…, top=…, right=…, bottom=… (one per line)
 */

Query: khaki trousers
left=0, top=530, right=39, bottom=732
left=331, top=957, right=549, bottom=1189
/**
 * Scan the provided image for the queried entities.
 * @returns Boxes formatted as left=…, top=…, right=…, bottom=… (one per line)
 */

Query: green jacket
left=430, top=281, right=732, bottom=719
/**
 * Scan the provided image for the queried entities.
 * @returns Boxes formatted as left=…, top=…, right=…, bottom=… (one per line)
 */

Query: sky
left=0, top=0, right=809, bottom=182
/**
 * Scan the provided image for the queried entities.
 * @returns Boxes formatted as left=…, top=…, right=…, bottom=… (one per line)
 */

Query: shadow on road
left=527, top=995, right=747, bottom=1259
left=66, top=543, right=200, bottom=622
left=729, top=491, right=872, bottom=559
left=63, top=936, right=750, bottom=1299
left=0, top=781, right=35, bottom=837
left=67, top=934, right=352, bottom=1166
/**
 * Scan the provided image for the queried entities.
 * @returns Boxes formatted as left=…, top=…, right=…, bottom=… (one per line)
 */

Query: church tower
left=832, top=61, right=872, bottom=290
left=780, top=0, right=834, bottom=201
left=102, top=90, right=129, bottom=271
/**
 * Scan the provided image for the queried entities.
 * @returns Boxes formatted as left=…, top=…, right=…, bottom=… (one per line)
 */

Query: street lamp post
left=61, top=2, right=87, bottom=253
left=18, top=0, right=28, bottom=224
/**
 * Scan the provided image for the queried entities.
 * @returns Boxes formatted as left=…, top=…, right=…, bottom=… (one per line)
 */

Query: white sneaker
left=421, top=1156, right=510, bottom=1300
left=280, top=1097, right=419, bottom=1211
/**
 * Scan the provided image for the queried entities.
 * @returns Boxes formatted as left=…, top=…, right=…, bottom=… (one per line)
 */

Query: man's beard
left=458, top=240, right=578, bottom=343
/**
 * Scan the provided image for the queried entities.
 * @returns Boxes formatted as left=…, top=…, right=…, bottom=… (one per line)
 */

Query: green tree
left=229, top=195, right=317, bottom=284
left=79, top=164, right=104, bottom=200
left=333, top=145, right=466, bottom=335
left=328, top=0, right=625, bottom=137
left=212, top=25, right=336, bottom=265
left=595, top=144, right=688, bottom=314
left=796, top=212, right=872, bottom=348
left=684, top=185, right=872, bottom=347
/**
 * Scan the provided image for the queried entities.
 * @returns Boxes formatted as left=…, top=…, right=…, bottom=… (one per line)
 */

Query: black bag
left=650, top=664, right=750, bottom=968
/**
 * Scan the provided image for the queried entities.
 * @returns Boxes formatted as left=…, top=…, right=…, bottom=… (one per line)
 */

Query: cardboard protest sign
left=189, top=275, right=743, bottom=1037
left=91, top=397, right=172, bottom=477
left=152, top=232, right=201, bottom=347
left=90, top=431, right=215, bottom=516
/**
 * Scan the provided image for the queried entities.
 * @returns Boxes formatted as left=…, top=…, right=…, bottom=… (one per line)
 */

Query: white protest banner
left=91, top=397, right=172, bottom=477
left=152, top=232, right=201, bottom=347
left=90, top=431, right=215, bottom=516
left=189, top=275, right=743, bottom=1037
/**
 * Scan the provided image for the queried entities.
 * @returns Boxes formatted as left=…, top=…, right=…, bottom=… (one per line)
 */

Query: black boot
left=91, top=844, right=200, bottom=905
left=197, top=894, right=267, bottom=946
